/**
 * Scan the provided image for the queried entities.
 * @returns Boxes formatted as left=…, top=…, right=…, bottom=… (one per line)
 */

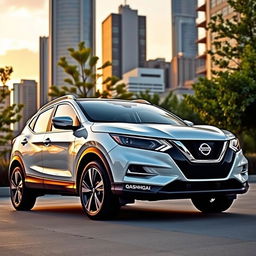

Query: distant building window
left=113, top=38, right=119, bottom=44
left=139, top=39, right=146, bottom=45
left=141, top=74, right=161, bottom=78
left=112, top=60, right=119, bottom=66
left=139, top=29, right=145, bottom=36
left=112, top=26, right=119, bottom=33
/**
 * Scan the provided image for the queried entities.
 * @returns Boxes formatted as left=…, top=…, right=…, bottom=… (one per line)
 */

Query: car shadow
left=22, top=199, right=254, bottom=223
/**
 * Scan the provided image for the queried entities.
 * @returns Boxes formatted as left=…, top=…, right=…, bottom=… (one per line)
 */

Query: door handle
left=44, top=138, right=51, bottom=146
left=21, top=138, right=28, bottom=146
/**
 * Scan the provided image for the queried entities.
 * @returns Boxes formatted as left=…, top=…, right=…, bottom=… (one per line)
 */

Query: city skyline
left=0, top=0, right=172, bottom=86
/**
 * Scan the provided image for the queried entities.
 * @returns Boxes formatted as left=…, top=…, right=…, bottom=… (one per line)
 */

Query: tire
left=191, top=196, right=234, bottom=213
left=10, top=166, right=37, bottom=211
left=79, top=161, right=120, bottom=220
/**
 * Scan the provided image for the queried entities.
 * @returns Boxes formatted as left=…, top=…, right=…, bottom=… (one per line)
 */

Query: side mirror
left=184, top=120, right=194, bottom=127
left=52, top=116, right=79, bottom=130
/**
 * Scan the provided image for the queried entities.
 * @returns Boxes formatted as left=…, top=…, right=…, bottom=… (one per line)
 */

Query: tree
left=49, top=42, right=133, bottom=99
left=185, top=0, right=256, bottom=143
left=0, top=66, right=22, bottom=156
left=208, top=0, right=256, bottom=72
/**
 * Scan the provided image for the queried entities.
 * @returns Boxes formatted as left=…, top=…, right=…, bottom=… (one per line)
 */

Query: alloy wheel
left=81, top=167, right=104, bottom=215
left=10, top=169, right=23, bottom=207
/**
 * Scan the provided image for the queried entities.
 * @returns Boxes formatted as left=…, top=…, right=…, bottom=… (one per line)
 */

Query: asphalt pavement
left=0, top=185, right=255, bottom=256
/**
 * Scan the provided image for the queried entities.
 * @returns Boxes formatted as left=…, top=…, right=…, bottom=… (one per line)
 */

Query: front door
left=41, top=103, right=79, bottom=190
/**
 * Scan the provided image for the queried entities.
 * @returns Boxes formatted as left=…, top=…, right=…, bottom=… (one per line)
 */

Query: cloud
left=0, top=49, right=39, bottom=82
left=0, top=0, right=47, bottom=10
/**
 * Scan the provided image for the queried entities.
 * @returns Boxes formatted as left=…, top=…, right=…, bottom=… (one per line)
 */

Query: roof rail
left=132, top=99, right=151, bottom=104
left=39, top=95, right=76, bottom=111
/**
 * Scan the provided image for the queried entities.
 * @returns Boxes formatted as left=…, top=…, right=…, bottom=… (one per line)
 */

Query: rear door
left=21, top=107, right=54, bottom=182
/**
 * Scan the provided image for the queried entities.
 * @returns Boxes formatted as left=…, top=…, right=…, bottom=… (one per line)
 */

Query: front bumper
left=108, top=143, right=249, bottom=200
left=112, top=180, right=249, bottom=200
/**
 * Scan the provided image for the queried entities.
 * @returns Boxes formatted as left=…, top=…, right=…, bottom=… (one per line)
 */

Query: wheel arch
left=75, top=147, right=113, bottom=194
left=9, top=155, right=25, bottom=179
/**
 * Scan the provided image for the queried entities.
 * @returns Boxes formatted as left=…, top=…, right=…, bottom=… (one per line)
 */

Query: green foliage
left=49, top=42, right=133, bottom=99
left=186, top=72, right=256, bottom=136
left=208, top=0, right=256, bottom=72
left=0, top=66, right=22, bottom=156
left=186, top=0, right=256, bottom=151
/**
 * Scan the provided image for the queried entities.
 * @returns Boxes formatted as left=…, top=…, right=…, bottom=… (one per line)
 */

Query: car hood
left=90, top=123, right=234, bottom=141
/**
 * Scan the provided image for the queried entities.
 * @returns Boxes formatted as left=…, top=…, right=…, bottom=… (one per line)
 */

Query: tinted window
left=34, top=108, right=54, bottom=133
left=51, top=104, right=80, bottom=132
left=78, top=101, right=184, bottom=125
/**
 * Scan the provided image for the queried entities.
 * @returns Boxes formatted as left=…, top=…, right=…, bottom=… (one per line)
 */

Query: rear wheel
left=10, top=166, right=37, bottom=211
left=191, top=196, right=234, bottom=213
left=79, top=161, right=120, bottom=220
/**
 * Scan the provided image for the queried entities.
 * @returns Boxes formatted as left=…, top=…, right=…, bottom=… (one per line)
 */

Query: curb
left=0, top=176, right=256, bottom=198
left=249, top=175, right=256, bottom=183
left=0, top=187, right=10, bottom=197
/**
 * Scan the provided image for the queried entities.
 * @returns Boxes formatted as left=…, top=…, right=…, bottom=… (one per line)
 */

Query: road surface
left=0, top=184, right=255, bottom=255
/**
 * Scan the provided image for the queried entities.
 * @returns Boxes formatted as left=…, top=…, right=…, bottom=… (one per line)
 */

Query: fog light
left=127, top=165, right=156, bottom=176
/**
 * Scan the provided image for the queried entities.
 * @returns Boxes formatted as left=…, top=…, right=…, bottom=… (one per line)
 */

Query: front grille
left=177, top=140, right=225, bottom=160
left=161, top=179, right=244, bottom=192
left=167, top=146, right=235, bottom=179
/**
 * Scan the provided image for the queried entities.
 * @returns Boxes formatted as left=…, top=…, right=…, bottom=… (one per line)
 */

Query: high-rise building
left=39, top=36, right=49, bottom=107
left=102, top=5, right=146, bottom=89
left=49, top=0, right=96, bottom=87
left=171, top=0, right=197, bottom=58
left=171, top=53, right=196, bottom=89
left=13, top=80, right=38, bottom=133
left=171, top=0, right=197, bottom=90
left=196, top=0, right=234, bottom=78
left=146, top=58, right=171, bottom=88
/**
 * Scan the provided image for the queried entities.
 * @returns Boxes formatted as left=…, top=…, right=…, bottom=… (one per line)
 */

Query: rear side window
left=28, top=116, right=37, bottom=131
left=33, top=108, right=54, bottom=133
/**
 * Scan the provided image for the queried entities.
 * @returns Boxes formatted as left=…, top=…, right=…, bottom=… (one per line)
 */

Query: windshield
left=78, top=100, right=185, bottom=125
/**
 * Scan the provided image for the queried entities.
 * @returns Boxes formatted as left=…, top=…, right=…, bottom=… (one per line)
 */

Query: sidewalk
left=1, top=175, right=256, bottom=197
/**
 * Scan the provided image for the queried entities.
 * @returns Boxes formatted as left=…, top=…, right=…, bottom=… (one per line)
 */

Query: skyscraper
left=102, top=4, right=146, bottom=88
left=39, top=36, right=49, bottom=107
left=13, top=80, right=37, bottom=133
left=171, top=0, right=197, bottom=58
left=171, top=0, right=197, bottom=90
left=49, top=0, right=96, bottom=87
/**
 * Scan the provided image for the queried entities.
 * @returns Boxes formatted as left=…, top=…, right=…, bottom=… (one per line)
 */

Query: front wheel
left=79, top=161, right=120, bottom=220
left=191, top=196, right=234, bottom=213
left=10, top=166, right=37, bottom=211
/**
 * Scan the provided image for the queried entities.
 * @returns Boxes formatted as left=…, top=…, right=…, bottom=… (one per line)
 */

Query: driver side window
left=51, top=104, right=80, bottom=132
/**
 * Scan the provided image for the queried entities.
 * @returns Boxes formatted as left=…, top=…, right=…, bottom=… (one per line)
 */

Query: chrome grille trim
left=171, top=140, right=228, bottom=163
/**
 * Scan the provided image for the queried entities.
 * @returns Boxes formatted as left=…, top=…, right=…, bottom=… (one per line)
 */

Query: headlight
left=229, top=138, right=241, bottom=152
left=110, top=134, right=172, bottom=152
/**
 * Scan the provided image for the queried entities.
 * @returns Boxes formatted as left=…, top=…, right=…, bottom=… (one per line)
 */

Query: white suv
left=9, top=95, right=249, bottom=219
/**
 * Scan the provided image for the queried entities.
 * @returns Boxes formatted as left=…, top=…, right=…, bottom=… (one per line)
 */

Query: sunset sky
left=0, top=0, right=172, bottom=85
